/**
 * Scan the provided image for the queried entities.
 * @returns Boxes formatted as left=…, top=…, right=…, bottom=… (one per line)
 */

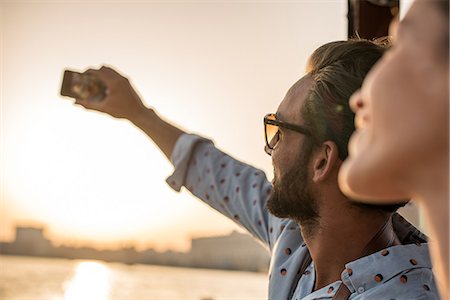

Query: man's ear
left=312, top=141, right=340, bottom=183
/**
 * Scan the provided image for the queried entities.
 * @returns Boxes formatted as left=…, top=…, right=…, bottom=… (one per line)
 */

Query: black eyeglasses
left=264, top=113, right=311, bottom=155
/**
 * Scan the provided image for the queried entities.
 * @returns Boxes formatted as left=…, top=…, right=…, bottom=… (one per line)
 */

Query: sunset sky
left=1, top=1, right=411, bottom=252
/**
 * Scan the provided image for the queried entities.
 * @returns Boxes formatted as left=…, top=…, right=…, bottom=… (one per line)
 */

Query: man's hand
left=74, top=66, right=146, bottom=121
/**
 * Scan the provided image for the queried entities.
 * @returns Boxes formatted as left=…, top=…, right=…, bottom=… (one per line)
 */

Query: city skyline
left=0, top=222, right=248, bottom=252
left=0, top=225, right=270, bottom=273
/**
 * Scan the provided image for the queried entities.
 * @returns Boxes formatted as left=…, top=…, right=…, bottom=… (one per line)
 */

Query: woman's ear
left=312, top=141, right=340, bottom=183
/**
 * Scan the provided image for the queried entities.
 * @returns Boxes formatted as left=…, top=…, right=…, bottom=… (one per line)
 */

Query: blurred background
left=0, top=0, right=417, bottom=299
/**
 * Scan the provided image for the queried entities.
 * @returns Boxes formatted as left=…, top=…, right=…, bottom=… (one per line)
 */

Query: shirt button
left=357, top=287, right=365, bottom=293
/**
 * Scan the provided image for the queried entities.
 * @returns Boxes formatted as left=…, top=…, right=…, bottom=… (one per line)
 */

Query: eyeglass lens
left=265, top=114, right=280, bottom=150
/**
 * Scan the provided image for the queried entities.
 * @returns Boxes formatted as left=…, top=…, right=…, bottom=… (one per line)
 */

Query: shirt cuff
left=166, top=133, right=213, bottom=192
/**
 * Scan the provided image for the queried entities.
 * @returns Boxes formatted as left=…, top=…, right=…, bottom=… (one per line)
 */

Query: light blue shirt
left=167, top=134, right=439, bottom=300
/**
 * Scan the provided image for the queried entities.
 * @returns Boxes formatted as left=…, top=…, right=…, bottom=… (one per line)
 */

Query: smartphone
left=60, top=70, right=107, bottom=101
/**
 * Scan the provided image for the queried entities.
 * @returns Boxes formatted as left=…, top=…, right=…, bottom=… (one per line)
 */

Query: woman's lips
left=354, top=113, right=370, bottom=129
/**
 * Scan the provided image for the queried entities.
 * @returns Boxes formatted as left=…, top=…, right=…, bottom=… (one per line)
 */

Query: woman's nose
left=349, top=89, right=364, bottom=112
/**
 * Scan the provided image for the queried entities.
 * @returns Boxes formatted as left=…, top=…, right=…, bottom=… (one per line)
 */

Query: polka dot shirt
left=167, top=134, right=439, bottom=300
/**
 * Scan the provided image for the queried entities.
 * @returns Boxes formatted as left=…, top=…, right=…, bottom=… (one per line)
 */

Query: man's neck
left=299, top=208, right=398, bottom=291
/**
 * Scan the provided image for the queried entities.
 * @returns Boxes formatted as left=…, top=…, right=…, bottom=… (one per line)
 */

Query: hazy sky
left=1, top=1, right=350, bottom=252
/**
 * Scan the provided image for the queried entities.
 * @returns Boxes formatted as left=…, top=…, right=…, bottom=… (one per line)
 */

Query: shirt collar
left=341, top=243, right=431, bottom=294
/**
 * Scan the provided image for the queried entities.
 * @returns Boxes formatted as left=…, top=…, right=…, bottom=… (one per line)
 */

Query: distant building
left=1, top=227, right=53, bottom=257
left=190, top=231, right=270, bottom=272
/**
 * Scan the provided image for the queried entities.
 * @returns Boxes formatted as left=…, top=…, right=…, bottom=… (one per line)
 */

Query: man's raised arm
left=74, top=66, right=184, bottom=160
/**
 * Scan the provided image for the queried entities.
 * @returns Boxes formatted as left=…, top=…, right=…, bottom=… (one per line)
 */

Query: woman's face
left=339, top=0, right=449, bottom=202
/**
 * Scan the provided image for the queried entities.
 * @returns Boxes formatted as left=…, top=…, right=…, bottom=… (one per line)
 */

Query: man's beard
left=267, top=145, right=320, bottom=227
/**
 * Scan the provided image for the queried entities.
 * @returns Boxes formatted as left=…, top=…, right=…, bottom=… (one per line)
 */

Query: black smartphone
left=60, top=70, right=107, bottom=101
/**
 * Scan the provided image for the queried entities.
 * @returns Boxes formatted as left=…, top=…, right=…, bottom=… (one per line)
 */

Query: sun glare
left=64, top=261, right=111, bottom=300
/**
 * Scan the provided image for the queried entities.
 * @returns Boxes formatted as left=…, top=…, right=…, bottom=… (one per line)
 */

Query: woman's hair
left=435, top=0, right=449, bottom=19
left=434, top=0, right=449, bottom=60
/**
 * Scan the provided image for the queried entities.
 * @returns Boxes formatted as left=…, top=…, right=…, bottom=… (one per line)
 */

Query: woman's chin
left=339, top=158, right=408, bottom=204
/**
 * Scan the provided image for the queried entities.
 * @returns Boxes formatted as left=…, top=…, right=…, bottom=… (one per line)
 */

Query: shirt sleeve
left=166, top=133, right=280, bottom=250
